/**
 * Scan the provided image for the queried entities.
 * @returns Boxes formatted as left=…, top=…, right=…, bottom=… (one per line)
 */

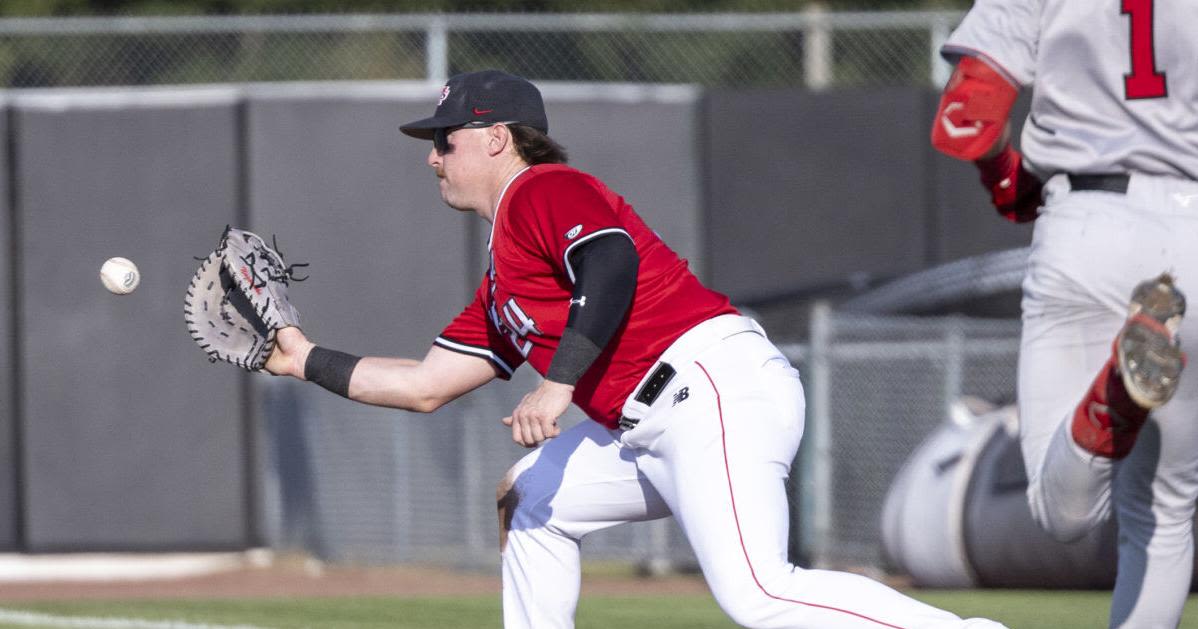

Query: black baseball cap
left=399, top=70, right=548, bottom=140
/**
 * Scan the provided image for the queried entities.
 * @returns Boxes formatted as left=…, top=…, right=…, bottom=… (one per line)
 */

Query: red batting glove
left=974, top=143, right=1043, bottom=223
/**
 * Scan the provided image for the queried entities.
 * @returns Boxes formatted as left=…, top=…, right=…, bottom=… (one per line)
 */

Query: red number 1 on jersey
left=1122, top=0, right=1167, bottom=99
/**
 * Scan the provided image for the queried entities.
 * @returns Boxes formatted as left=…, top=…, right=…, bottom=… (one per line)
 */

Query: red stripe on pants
left=695, top=360, right=907, bottom=629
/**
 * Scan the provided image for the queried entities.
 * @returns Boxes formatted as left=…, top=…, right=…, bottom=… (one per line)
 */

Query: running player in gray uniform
left=930, top=1, right=1198, bottom=626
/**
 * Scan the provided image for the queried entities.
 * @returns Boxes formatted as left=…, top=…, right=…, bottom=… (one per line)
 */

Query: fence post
left=642, top=520, right=673, bottom=576
left=462, top=407, right=487, bottom=565
left=929, top=14, right=952, bottom=87
left=944, top=315, right=965, bottom=420
left=426, top=15, right=449, bottom=83
left=803, top=4, right=832, bottom=91
left=799, top=301, right=833, bottom=566
left=393, top=418, right=414, bottom=561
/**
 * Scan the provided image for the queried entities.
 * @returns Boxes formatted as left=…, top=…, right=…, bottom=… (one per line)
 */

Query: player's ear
left=486, top=123, right=513, bottom=157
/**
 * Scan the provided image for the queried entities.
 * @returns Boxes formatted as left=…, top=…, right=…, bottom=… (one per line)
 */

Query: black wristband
left=546, top=328, right=603, bottom=386
left=304, top=346, right=362, bottom=398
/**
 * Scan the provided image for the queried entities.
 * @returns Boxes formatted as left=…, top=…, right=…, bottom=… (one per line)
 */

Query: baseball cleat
left=1116, top=273, right=1186, bottom=410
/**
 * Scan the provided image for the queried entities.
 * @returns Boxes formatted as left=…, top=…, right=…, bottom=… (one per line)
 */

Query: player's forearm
left=294, top=350, right=463, bottom=412
left=278, top=335, right=437, bottom=411
left=344, top=356, right=444, bottom=412
left=334, top=345, right=498, bottom=412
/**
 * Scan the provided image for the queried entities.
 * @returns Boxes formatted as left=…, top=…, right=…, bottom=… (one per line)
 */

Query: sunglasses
left=433, top=121, right=516, bottom=155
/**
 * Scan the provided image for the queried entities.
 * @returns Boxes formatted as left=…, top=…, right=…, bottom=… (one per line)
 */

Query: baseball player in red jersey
left=266, top=70, right=1004, bottom=628
left=932, top=1, right=1198, bottom=626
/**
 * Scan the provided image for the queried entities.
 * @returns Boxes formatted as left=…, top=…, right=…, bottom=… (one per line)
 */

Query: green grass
left=913, top=589, right=1152, bottom=628
left=2, top=590, right=1196, bottom=628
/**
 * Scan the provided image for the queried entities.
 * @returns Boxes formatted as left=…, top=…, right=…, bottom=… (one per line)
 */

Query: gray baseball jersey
left=943, top=0, right=1198, bottom=180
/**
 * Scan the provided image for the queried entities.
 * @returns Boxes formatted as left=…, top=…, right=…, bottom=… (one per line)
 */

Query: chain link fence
left=0, top=11, right=962, bottom=89
left=254, top=305, right=1021, bottom=573
left=784, top=306, right=1022, bottom=571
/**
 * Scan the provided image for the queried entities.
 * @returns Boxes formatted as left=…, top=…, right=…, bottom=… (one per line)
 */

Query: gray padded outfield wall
left=13, top=88, right=251, bottom=551
left=703, top=87, right=1033, bottom=303
left=705, top=88, right=931, bottom=302
left=0, top=100, right=15, bottom=551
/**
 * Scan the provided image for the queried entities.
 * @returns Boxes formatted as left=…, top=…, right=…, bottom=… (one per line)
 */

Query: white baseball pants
left=501, top=315, right=1003, bottom=629
left=1020, top=173, right=1198, bottom=628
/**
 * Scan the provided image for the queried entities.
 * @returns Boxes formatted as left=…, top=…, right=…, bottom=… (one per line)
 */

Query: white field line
left=0, top=608, right=272, bottom=629
left=0, top=552, right=257, bottom=583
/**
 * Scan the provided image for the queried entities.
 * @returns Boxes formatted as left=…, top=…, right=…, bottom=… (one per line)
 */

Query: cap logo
left=472, top=107, right=494, bottom=115
left=437, top=85, right=450, bottom=106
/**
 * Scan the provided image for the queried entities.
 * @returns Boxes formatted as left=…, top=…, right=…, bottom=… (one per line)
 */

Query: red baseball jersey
left=435, top=164, right=736, bottom=428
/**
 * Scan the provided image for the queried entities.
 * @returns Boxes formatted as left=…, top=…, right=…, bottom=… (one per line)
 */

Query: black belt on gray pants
left=617, top=362, right=676, bottom=431
left=1068, top=173, right=1130, bottom=194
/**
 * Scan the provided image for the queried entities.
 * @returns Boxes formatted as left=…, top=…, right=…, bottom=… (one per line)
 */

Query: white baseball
left=100, top=257, right=140, bottom=295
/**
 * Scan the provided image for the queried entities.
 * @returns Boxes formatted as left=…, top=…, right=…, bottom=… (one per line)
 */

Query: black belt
left=617, top=362, right=676, bottom=431
left=1068, top=173, right=1129, bottom=194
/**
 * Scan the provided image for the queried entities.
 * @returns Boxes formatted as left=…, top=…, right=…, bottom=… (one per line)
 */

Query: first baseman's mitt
left=184, top=226, right=307, bottom=371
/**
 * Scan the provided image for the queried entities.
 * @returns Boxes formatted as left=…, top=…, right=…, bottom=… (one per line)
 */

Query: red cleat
left=1071, top=274, right=1186, bottom=458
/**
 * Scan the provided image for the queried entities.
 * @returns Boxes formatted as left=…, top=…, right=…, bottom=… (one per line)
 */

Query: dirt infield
left=0, top=561, right=713, bottom=602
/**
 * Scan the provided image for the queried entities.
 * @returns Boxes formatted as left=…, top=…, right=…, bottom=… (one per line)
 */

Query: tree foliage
left=0, top=0, right=972, bottom=17
left=0, top=0, right=967, bottom=88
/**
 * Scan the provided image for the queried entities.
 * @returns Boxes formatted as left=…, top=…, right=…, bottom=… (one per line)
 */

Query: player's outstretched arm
left=352, top=345, right=498, bottom=411
left=266, top=326, right=498, bottom=413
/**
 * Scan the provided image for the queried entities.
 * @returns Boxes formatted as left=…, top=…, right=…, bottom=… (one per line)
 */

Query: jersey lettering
left=501, top=297, right=540, bottom=357
left=1122, top=0, right=1167, bottom=100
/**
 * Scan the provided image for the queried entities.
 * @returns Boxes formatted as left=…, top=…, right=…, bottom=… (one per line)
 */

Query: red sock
left=1070, top=355, right=1149, bottom=459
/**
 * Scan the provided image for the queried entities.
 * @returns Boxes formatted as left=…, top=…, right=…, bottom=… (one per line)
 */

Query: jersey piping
left=434, top=336, right=515, bottom=377
left=940, top=45, right=1022, bottom=87
left=488, top=166, right=532, bottom=250
left=562, top=228, right=633, bottom=284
